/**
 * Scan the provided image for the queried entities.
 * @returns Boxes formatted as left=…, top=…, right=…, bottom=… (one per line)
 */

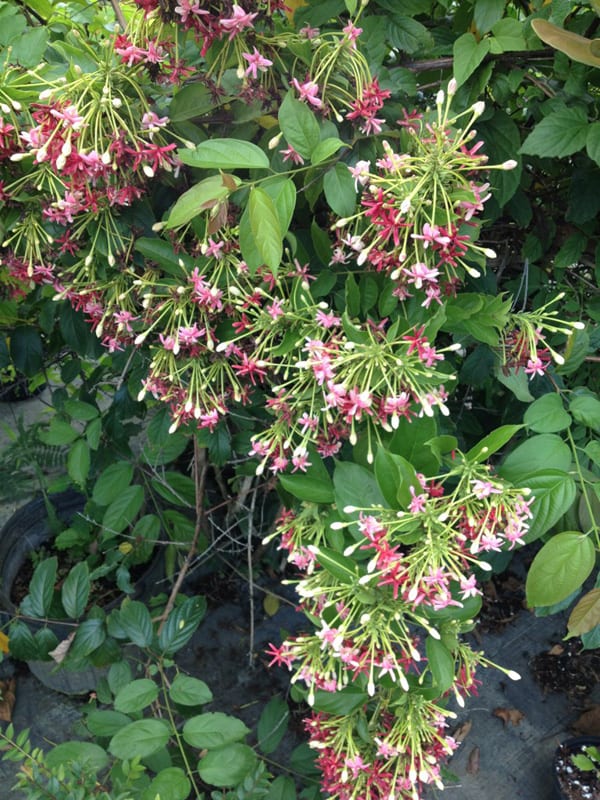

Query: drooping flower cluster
left=265, top=456, right=531, bottom=798
left=334, top=85, right=517, bottom=307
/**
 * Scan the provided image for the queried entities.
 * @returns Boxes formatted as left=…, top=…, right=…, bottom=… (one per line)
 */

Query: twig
left=246, top=481, right=258, bottom=667
left=157, top=439, right=207, bottom=632
left=398, top=49, right=555, bottom=75
left=110, top=0, right=127, bottom=30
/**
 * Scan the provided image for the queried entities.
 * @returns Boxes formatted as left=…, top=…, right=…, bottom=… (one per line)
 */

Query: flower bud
left=501, top=159, right=518, bottom=170
left=448, top=77, right=458, bottom=95
left=268, top=131, right=283, bottom=149
left=471, top=100, right=485, bottom=117
left=436, top=89, right=445, bottom=106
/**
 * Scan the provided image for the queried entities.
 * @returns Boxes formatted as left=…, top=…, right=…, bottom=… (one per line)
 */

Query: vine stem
left=566, top=426, right=600, bottom=550
left=157, top=438, right=207, bottom=632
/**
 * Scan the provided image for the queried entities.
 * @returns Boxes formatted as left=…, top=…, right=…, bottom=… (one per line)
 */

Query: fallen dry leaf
left=0, top=678, right=16, bottom=722
left=549, top=644, right=565, bottom=656
left=573, top=705, right=600, bottom=736
left=453, top=719, right=473, bottom=742
left=466, top=746, right=480, bottom=775
left=48, top=632, right=76, bottom=664
left=493, top=707, right=525, bottom=726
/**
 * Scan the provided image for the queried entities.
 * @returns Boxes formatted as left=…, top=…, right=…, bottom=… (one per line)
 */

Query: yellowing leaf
left=263, top=593, right=280, bottom=617
left=0, top=632, right=9, bottom=654
left=568, top=587, right=600, bottom=637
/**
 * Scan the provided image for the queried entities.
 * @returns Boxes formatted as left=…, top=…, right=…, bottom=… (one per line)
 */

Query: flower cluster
left=266, top=457, right=531, bottom=798
left=335, top=86, right=517, bottom=307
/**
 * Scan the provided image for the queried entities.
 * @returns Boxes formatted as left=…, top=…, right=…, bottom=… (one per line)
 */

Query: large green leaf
left=178, top=139, right=269, bottom=170
left=499, top=434, right=572, bottom=483
left=86, top=710, right=132, bottom=737
left=453, top=32, right=491, bottom=87
left=279, top=451, right=334, bottom=504
left=68, top=439, right=90, bottom=488
left=61, top=562, right=90, bottom=619
left=102, top=485, right=144, bottom=535
left=425, top=636, right=455, bottom=693
left=257, top=696, right=290, bottom=755
left=169, top=674, right=213, bottom=706
left=114, top=679, right=159, bottom=714
left=526, top=532, right=595, bottom=607
left=46, top=741, right=108, bottom=773
left=323, top=163, right=356, bottom=217
left=197, top=743, right=257, bottom=787
left=524, top=394, right=572, bottom=433
left=23, top=557, right=57, bottom=618
left=312, top=685, right=369, bottom=714
left=93, top=462, right=134, bottom=506
left=141, top=768, right=192, bottom=800
left=183, top=713, right=249, bottom=749
left=109, top=719, right=171, bottom=759
left=119, top=599, right=154, bottom=648
left=69, top=618, right=106, bottom=659
left=248, top=187, right=282, bottom=272
left=520, top=107, right=589, bottom=158
left=158, top=596, right=206, bottom=655
left=465, top=424, right=523, bottom=463
left=278, top=93, right=320, bottom=158
left=521, top=470, right=577, bottom=542
left=570, top=394, right=600, bottom=431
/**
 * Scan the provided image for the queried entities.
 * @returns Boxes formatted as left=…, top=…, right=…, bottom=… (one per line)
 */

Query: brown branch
left=157, top=438, right=208, bottom=633
left=398, top=48, right=556, bottom=74
left=110, top=0, right=127, bottom=30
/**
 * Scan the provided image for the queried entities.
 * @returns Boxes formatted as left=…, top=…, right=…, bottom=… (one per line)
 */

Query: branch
left=398, top=48, right=556, bottom=75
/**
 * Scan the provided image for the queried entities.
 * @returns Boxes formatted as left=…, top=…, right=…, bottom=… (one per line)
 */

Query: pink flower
left=220, top=4, right=257, bottom=39
left=525, top=357, right=547, bottom=378
left=280, top=144, right=304, bottom=164
left=344, top=754, right=369, bottom=778
left=471, top=479, right=502, bottom=499
left=408, top=485, right=427, bottom=513
left=291, top=77, right=323, bottom=109
left=403, top=261, right=440, bottom=289
left=242, top=47, right=273, bottom=80
left=459, top=575, right=481, bottom=600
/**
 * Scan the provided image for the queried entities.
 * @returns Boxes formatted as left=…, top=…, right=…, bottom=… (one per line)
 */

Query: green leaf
left=334, top=462, right=386, bottom=517
left=585, top=440, right=600, bottom=468
left=524, top=394, right=572, bottom=433
left=25, top=557, right=57, bottom=617
left=63, top=400, right=99, bottom=421
left=165, top=175, right=240, bottom=229
left=312, top=685, right=369, bottom=714
left=279, top=93, right=320, bottom=158
left=587, top=122, right=600, bottom=167
left=311, top=137, right=346, bottom=165
left=183, top=713, right=250, bottom=749
left=389, top=416, right=439, bottom=475
left=520, top=107, right=589, bottom=158
left=61, top=562, right=90, bottom=619
left=178, top=139, right=269, bottom=170
left=279, top=451, right=334, bottom=504
left=257, top=696, right=290, bottom=755
left=68, top=438, right=90, bottom=488
left=102, top=485, right=144, bottom=535
left=312, top=546, right=358, bottom=584
left=114, top=679, right=159, bottom=713
left=374, top=449, right=421, bottom=510
left=169, top=82, right=218, bottom=122
left=158, top=596, right=206, bottom=655
left=109, top=719, right=170, bottom=760
left=119, top=599, right=154, bottom=648
left=465, top=424, right=523, bottom=463
left=521, top=470, right=577, bottom=542
left=86, top=710, right=132, bottom=737
left=526, top=532, right=595, bottom=607
left=323, top=163, right=357, bottom=217
left=169, top=674, right=213, bottom=706
left=388, top=16, right=432, bottom=53
left=474, top=0, right=506, bottom=34
left=425, top=636, right=455, bottom=692
left=248, top=187, right=282, bottom=272
left=141, top=767, right=192, bottom=800
left=69, top=618, right=106, bottom=659
left=10, top=27, right=48, bottom=66
left=198, top=743, right=257, bottom=787
left=262, top=176, right=297, bottom=234
left=93, top=462, right=134, bottom=506
left=40, top=419, right=80, bottom=446
left=267, top=775, right=297, bottom=800
left=499, top=434, right=572, bottom=482
left=570, top=394, right=600, bottom=431
left=453, top=33, right=491, bottom=87
left=46, top=742, right=108, bottom=773
left=490, top=17, right=527, bottom=51
left=494, top=365, right=535, bottom=403
left=568, top=588, right=600, bottom=637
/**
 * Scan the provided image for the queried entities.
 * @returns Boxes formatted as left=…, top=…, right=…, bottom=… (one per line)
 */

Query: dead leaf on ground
left=466, top=746, right=480, bottom=775
left=549, top=644, right=565, bottom=656
left=453, top=719, right=473, bottom=742
left=0, top=678, right=16, bottom=722
left=493, top=707, right=525, bottom=726
left=573, top=705, right=600, bottom=736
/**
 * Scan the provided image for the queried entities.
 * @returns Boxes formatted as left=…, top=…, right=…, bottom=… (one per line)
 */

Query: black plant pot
left=554, top=736, right=600, bottom=800
left=0, top=490, right=162, bottom=694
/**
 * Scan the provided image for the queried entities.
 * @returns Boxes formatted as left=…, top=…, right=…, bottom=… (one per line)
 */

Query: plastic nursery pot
left=0, top=490, right=161, bottom=695
left=553, top=736, right=600, bottom=800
